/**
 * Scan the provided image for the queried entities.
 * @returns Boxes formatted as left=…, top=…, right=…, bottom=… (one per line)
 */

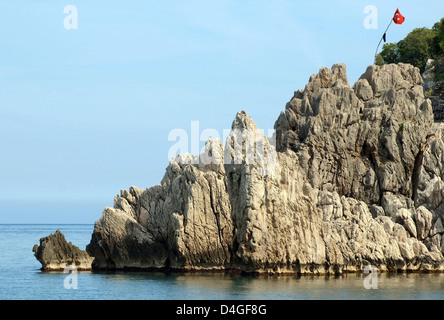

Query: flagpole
left=374, top=19, right=393, bottom=60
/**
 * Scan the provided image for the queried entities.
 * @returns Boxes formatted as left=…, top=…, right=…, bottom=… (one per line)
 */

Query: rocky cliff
left=35, top=63, right=444, bottom=274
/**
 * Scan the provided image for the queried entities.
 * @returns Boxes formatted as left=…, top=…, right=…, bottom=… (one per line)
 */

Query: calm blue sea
left=1, top=224, right=444, bottom=300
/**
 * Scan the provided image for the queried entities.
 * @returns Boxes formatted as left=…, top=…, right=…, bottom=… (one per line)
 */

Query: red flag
left=393, top=9, right=405, bottom=25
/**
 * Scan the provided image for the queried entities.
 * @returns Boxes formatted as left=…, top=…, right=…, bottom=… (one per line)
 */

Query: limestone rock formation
left=271, top=63, right=444, bottom=273
left=86, top=139, right=233, bottom=270
left=36, top=63, right=444, bottom=274
left=230, top=63, right=444, bottom=273
left=33, top=230, right=93, bottom=271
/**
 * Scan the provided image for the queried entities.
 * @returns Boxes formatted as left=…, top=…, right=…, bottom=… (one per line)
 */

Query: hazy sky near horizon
left=0, top=1, right=443, bottom=223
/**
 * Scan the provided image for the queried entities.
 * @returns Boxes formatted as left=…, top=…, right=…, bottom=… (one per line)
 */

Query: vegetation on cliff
left=378, top=17, right=444, bottom=81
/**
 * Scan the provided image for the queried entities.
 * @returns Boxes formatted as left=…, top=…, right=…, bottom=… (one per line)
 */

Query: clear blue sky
left=0, top=0, right=442, bottom=223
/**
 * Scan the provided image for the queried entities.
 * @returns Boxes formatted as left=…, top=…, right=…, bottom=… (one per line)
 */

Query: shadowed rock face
left=423, top=59, right=444, bottom=123
left=33, top=230, right=93, bottom=271
left=35, top=63, right=444, bottom=274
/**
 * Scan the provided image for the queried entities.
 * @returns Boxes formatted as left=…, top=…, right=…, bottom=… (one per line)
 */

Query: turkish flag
left=393, top=9, right=405, bottom=25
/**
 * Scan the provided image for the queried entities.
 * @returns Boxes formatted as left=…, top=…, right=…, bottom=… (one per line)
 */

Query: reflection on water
left=81, top=272, right=444, bottom=300
left=1, top=224, right=444, bottom=300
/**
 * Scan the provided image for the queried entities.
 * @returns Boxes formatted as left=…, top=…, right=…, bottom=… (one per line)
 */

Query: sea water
left=1, top=224, right=444, bottom=300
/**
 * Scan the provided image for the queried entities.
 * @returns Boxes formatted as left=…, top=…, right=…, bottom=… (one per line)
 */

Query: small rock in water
left=33, top=230, right=93, bottom=271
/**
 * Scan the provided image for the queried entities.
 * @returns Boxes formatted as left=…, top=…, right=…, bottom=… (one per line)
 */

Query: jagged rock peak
left=305, top=63, right=350, bottom=92
left=357, top=63, right=423, bottom=98
left=231, top=110, right=258, bottom=131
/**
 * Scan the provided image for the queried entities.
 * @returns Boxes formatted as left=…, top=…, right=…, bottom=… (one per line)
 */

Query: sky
left=0, top=0, right=443, bottom=223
